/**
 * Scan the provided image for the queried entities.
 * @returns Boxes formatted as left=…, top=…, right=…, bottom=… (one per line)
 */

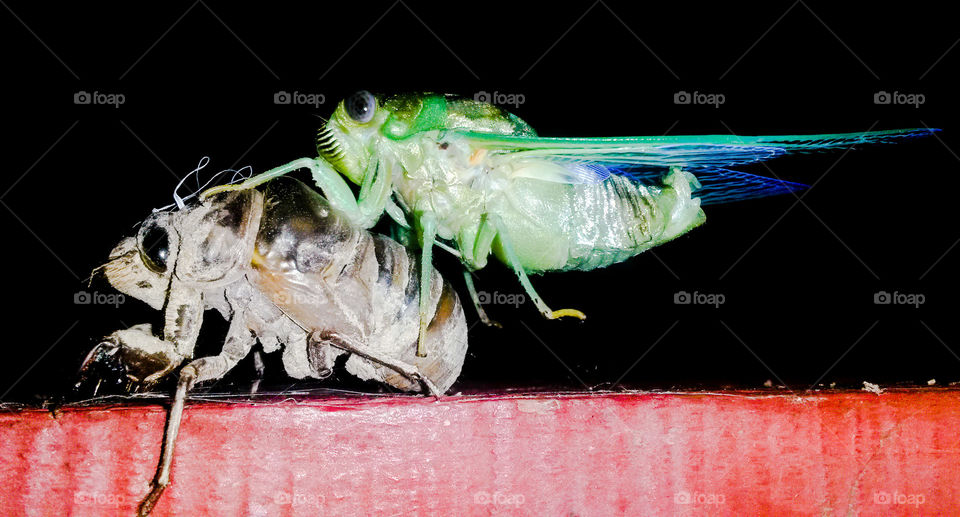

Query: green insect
left=204, top=91, right=937, bottom=356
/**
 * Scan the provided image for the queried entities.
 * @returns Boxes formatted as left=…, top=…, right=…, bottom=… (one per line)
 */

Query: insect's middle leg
left=488, top=214, right=586, bottom=321
left=459, top=216, right=502, bottom=327
left=463, top=271, right=501, bottom=328
left=138, top=317, right=256, bottom=516
left=137, top=362, right=194, bottom=517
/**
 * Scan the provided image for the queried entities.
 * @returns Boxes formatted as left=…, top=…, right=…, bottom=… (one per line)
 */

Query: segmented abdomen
left=502, top=170, right=705, bottom=273
left=251, top=178, right=467, bottom=392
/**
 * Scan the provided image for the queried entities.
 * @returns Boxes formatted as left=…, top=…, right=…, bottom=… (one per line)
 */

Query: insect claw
left=414, top=373, right=441, bottom=398
left=545, top=308, right=587, bottom=321
left=137, top=483, right=166, bottom=516
left=416, top=325, right=428, bottom=358
left=475, top=308, right=503, bottom=328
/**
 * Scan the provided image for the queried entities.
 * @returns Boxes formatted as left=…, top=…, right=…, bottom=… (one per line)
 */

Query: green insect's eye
left=345, top=90, right=376, bottom=123
left=140, top=225, right=170, bottom=273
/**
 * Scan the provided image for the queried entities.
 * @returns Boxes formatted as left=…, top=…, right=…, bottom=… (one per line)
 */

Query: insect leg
left=138, top=317, right=256, bottom=516
left=201, top=157, right=321, bottom=197
left=162, top=284, right=204, bottom=360
left=309, top=330, right=441, bottom=397
left=457, top=216, right=501, bottom=326
left=137, top=364, right=193, bottom=517
left=463, top=270, right=501, bottom=328
left=417, top=211, right=438, bottom=357
left=84, top=284, right=204, bottom=389
left=489, top=214, right=587, bottom=321
left=301, top=153, right=390, bottom=229
left=201, top=157, right=382, bottom=228
left=385, top=198, right=410, bottom=229
left=249, top=349, right=265, bottom=395
left=354, top=155, right=393, bottom=228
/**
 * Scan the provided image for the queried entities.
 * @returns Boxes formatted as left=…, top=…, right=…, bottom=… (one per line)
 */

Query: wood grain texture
left=2, top=389, right=958, bottom=516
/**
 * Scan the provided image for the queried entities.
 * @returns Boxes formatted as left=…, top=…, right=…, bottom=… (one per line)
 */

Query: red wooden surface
left=1, top=389, right=959, bottom=516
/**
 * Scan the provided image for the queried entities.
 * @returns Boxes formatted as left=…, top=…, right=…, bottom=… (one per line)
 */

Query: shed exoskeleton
left=79, top=177, right=467, bottom=515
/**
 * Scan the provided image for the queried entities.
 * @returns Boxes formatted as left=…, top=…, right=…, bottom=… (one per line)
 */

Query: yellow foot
left=545, top=308, right=587, bottom=320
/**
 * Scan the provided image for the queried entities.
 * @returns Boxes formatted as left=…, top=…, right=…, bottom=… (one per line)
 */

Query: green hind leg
left=489, top=215, right=586, bottom=321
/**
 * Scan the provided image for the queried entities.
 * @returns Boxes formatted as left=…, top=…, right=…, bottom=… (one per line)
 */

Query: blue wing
left=685, top=167, right=808, bottom=205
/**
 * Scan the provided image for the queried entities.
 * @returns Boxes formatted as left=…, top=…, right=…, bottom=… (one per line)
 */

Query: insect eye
left=345, top=90, right=376, bottom=123
left=140, top=225, right=170, bottom=273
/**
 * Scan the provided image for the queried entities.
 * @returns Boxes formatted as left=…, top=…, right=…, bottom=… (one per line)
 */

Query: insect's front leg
left=162, top=283, right=205, bottom=358
left=79, top=285, right=204, bottom=389
left=80, top=324, right=183, bottom=390
left=138, top=314, right=256, bottom=516
left=202, top=157, right=321, bottom=196
left=202, top=157, right=387, bottom=229
left=300, top=154, right=391, bottom=229
left=80, top=283, right=205, bottom=517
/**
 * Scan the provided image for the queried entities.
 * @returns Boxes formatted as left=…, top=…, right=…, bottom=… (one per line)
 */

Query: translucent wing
left=459, top=127, right=938, bottom=204
left=460, top=128, right=937, bottom=168
left=689, top=167, right=808, bottom=205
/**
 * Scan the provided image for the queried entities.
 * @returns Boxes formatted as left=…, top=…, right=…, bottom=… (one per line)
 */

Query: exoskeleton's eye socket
left=139, top=225, right=170, bottom=273
left=345, top=90, right=376, bottom=123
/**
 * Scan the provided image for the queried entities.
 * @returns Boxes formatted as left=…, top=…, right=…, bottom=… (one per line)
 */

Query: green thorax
left=380, top=94, right=537, bottom=140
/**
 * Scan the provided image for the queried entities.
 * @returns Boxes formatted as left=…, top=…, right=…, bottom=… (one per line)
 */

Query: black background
left=1, top=1, right=957, bottom=402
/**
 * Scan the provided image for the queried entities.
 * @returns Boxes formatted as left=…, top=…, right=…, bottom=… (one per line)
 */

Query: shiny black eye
left=140, top=225, right=170, bottom=273
left=345, top=90, right=376, bottom=123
